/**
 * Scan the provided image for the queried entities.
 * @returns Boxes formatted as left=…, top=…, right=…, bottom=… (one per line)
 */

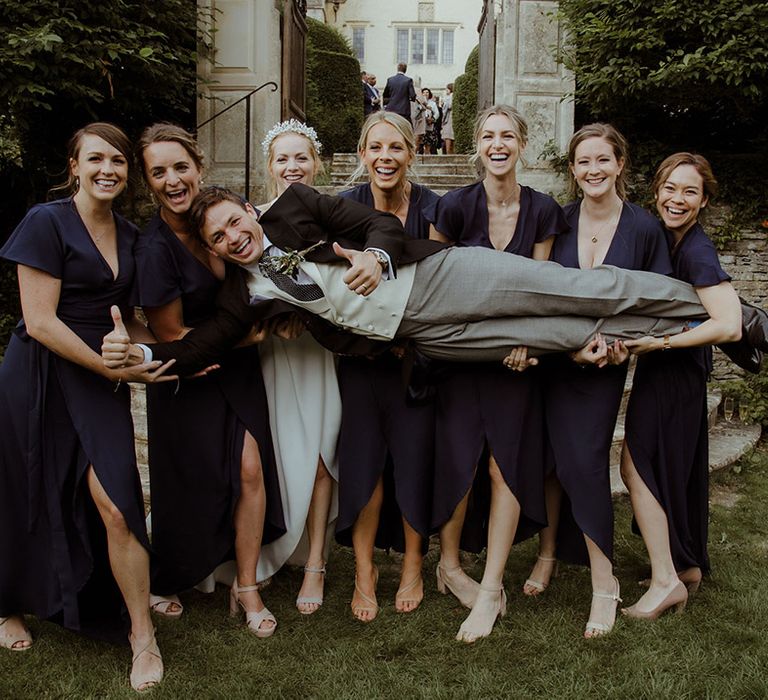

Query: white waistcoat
left=243, top=260, right=417, bottom=341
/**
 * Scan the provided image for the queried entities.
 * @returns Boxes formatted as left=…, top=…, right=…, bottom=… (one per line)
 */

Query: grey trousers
left=397, top=247, right=706, bottom=362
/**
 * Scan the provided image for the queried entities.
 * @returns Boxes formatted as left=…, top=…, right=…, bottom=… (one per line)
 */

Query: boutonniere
left=259, top=240, right=326, bottom=279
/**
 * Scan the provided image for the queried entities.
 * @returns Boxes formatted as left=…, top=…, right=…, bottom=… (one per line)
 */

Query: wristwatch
left=369, top=249, right=389, bottom=272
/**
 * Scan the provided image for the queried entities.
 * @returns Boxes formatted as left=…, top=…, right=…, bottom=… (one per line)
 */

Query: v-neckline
left=73, top=199, right=120, bottom=281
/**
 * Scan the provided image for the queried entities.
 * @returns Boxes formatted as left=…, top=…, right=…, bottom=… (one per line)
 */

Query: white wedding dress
left=256, top=332, right=340, bottom=580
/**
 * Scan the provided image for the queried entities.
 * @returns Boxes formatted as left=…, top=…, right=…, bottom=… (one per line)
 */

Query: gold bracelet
left=662, top=335, right=672, bottom=351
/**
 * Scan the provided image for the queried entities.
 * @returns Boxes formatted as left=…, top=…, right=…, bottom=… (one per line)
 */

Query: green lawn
left=3, top=443, right=767, bottom=699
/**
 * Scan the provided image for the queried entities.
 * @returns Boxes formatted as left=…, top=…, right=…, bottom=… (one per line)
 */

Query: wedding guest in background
left=0, top=122, right=174, bottom=691
left=441, top=84, right=455, bottom=154
left=620, top=153, right=741, bottom=619
left=430, top=104, right=568, bottom=643
left=383, top=62, right=417, bottom=126
left=135, top=122, right=284, bottom=638
left=420, top=88, right=440, bottom=155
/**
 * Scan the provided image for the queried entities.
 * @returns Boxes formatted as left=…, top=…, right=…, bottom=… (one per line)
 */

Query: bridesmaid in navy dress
left=620, top=153, right=741, bottom=619
left=0, top=124, right=174, bottom=691
left=337, top=111, right=439, bottom=621
left=134, top=123, right=284, bottom=637
left=522, top=123, right=673, bottom=638
left=430, top=104, right=568, bottom=643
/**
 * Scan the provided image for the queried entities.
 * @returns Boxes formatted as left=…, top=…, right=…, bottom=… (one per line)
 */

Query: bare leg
left=232, top=431, right=274, bottom=633
left=456, top=456, right=517, bottom=643
left=620, top=445, right=685, bottom=611
left=297, top=458, right=333, bottom=614
left=583, top=537, right=620, bottom=638
left=437, top=490, right=480, bottom=608
left=350, top=477, right=383, bottom=622
left=396, top=518, right=424, bottom=613
left=444, top=139, right=454, bottom=154
left=523, top=473, right=562, bottom=595
left=87, top=468, right=162, bottom=691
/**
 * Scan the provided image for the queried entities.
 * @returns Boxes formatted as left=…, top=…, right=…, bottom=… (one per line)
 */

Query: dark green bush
left=305, top=18, right=361, bottom=155
left=453, top=46, right=479, bottom=154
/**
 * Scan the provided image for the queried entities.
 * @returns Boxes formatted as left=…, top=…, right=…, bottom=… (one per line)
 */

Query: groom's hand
left=102, top=305, right=144, bottom=368
left=333, top=242, right=382, bottom=296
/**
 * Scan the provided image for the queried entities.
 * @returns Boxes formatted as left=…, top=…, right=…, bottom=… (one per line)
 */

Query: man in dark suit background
left=362, top=71, right=377, bottom=117
left=383, top=63, right=417, bottom=125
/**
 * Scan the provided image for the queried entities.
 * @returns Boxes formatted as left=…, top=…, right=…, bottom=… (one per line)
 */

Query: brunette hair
left=346, top=111, right=416, bottom=186
left=469, top=104, right=528, bottom=171
left=188, top=186, right=248, bottom=244
left=51, top=122, right=132, bottom=197
left=422, top=87, right=433, bottom=100
left=651, top=152, right=718, bottom=202
left=567, top=122, right=630, bottom=200
left=136, top=123, right=204, bottom=182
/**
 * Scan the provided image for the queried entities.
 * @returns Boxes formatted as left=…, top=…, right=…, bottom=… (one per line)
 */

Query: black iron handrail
left=197, top=81, right=278, bottom=200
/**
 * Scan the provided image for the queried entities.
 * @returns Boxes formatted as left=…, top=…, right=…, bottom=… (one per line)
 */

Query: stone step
left=330, top=173, right=476, bottom=188
left=332, top=153, right=471, bottom=165
left=331, top=161, right=477, bottom=176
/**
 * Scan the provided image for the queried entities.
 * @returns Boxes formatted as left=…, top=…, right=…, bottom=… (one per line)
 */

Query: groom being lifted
left=103, top=184, right=766, bottom=375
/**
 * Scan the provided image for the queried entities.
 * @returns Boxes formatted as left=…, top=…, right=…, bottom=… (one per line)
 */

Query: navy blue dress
left=0, top=199, right=145, bottom=639
left=624, top=223, right=729, bottom=574
left=335, top=183, right=439, bottom=551
left=545, top=201, right=672, bottom=565
left=429, top=182, right=568, bottom=551
left=136, top=213, right=284, bottom=594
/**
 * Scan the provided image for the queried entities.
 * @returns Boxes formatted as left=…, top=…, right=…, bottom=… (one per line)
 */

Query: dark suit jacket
left=363, top=81, right=377, bottom=116
left=150, top=183, right=445, bottom=374
left=383, top=73, right=416, bottom=120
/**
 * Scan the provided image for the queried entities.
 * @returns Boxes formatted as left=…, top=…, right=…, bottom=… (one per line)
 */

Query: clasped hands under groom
left=102, top=183, right=768, bottom=374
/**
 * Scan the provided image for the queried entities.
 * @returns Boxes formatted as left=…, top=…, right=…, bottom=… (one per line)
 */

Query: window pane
left=397, top=29, right=409, bottom=64
left=411, top=28, right=424, bottom=65
left=426, top=28, right=439, bottom=64
left=352, top=27, right=365, bottom=61
left=441, top=29, right=454, bottom=64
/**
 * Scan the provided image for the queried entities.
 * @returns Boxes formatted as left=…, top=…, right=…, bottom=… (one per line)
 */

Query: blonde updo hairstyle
left=265, top=126, right=325, bottom=198
left=468, top=104, right=529, bottom=173
left=567, top=122, right=630, bottom=200
left=346, top=111, right=417, bottom=187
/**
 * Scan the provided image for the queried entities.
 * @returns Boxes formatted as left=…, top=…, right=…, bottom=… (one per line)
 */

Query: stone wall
left=712, top=217, right=768, bottom=380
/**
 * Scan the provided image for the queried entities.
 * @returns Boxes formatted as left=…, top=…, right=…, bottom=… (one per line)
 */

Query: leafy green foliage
left=305, top=18, right=362, bottom=155
left=558, top=0, right=768, bottom=144
left=720, top=365, right=768, bottom=429
left=0, top=0, right=199, bottom=236
left=453, top=46, right=479, bottom=154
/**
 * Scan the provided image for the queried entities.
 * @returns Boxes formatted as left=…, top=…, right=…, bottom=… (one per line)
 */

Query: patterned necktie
left=259, top=255, right=324, bottom=302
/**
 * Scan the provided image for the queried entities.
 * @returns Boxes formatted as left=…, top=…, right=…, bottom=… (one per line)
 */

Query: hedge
left=305, top=18, right=362, bottom=155
left=452, top=46, right=479, bottom=154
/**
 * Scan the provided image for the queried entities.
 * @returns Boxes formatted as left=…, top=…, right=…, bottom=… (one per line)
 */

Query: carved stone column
left=196, top=0, right=283, bottom=204
left=482, top=0, right=574, bottom=195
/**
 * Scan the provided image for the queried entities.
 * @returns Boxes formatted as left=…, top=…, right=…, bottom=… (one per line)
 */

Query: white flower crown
left=261, top=119, right=322, bottom=156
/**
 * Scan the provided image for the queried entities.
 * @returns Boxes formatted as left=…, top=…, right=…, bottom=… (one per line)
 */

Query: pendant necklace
left=590, top=204, right=622, bottom=244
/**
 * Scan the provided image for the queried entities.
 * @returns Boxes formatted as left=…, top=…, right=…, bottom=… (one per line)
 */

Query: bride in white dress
left=255, top=120, right=341, bottom=613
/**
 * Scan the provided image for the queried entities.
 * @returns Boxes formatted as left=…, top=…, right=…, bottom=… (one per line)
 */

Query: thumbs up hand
left=102, top=305, right=133, bottom=368
left=332, top=242, right=382, bottom=296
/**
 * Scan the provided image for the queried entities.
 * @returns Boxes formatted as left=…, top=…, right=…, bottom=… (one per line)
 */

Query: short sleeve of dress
left=678, top=230, right=731, bottom=288
left=430, top=187, right=466, bottom=241
left=0, top=204, right=66, bottom=278
left=135, top=227, right=183, bottom=308
left=417, top=186, right=441, bottom=226
left=534, top=193, right=569, bottom=243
